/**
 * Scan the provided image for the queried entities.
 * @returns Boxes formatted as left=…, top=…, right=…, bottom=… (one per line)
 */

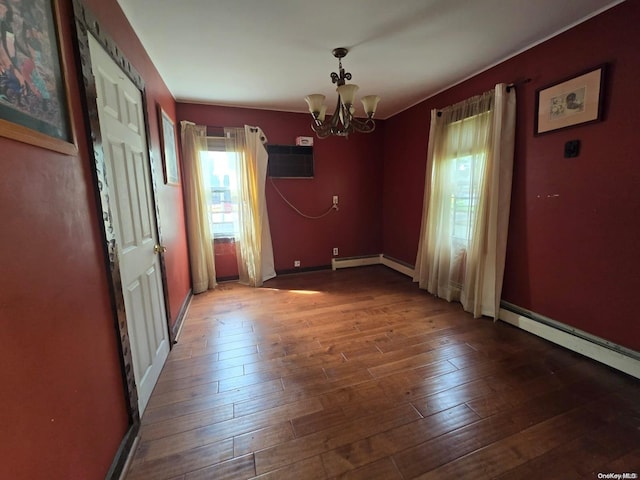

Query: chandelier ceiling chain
left=305, top=48, right=380, bottom=139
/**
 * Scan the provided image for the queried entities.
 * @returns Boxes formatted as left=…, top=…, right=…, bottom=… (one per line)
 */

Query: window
left=414, top=85, right=515, bottom=318
left=438, top=109, right=490, bottom=259
left=200, top=149, right=240, bottom=239
left=449, top=153, right=485, bottom=250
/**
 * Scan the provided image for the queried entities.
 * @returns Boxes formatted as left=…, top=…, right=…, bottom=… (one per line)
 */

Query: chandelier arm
left=349, top=117, right=376, bottom=133
left=311, top=121, right=330, bottom=138
left=343, top=105, right=352, bottom=131
left=310, top=103, right=341, bottom=138
left=330, top=97, right=342, bottom=134
left=313, top=125, right=332, bottom=139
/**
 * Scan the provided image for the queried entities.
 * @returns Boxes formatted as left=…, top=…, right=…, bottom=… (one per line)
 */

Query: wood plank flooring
left=125, top=265, right=640, bottom=479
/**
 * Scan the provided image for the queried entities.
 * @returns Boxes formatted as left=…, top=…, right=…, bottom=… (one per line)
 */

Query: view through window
left=200, top=150, right=240, bottom=239
left=449, top=153, right=485, bottom=252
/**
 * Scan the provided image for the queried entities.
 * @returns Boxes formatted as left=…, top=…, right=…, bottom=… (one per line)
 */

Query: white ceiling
left=116, top=0, right=622, bottom=119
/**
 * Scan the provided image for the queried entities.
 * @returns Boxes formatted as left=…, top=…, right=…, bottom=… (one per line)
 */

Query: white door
left=88, top=35, right=169, bottom=415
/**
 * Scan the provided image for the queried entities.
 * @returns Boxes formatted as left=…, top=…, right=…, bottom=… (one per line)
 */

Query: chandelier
left=305, top=48, right=380, bottom=138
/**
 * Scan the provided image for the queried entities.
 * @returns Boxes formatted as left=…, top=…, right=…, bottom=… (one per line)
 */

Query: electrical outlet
left=333, top=247, right=339, bottom=256
left=332, top=195, right=339, bottom=206
left=294, top=260, right=301, bottom=267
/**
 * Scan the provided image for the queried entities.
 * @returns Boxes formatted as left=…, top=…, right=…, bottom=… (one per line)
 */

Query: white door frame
left=71, top=2, right=172, bottom=475
left=88, top=32, right=170, bottom=415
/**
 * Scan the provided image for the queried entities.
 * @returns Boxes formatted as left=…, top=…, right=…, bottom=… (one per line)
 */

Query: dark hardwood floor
left=125, top=265, right=640, bottom=479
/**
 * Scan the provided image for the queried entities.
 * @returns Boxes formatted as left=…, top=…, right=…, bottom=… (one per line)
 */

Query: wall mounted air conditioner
left=267, top=145, right=314, bottom=178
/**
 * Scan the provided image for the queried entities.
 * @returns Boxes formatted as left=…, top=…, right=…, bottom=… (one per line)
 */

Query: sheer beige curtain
left=413, top=84, right=516, bottom=318
left=180, top=121, right=216, bottom=293
left=224, top=126, right=276, bottom=287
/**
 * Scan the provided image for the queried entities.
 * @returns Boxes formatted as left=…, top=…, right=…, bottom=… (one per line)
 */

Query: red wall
left=2, top=2, right=636, bottom=477
left=383, top=1, right=640, bottom=352
left=176, top=104, right=385, bottom=277
left=0, top=0, right=190, bottom=478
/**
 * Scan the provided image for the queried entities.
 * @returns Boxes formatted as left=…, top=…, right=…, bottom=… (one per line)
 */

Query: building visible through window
left=200, top=150, right=239, bottom=239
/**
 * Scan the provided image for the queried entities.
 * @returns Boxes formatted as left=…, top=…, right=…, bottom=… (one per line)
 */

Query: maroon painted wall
left=2, top=2, right=636, bottom=477
left=176, top=104, right=385, bottom=277
left=0, top=0, right=190, bottom=478
left=383, top=1, right=640, bottom=352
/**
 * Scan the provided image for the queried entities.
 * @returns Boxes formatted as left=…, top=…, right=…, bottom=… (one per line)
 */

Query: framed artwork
left=0, top=0, right=76, bottom=155
left=159, top=106, right=179, bottom=185
left=535, top=65, right=605, bottom=135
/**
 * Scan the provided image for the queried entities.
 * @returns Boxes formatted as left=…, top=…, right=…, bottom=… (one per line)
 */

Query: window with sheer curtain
left=200, top=141, right=240, bottom=240
left=180, top=124, right=276, bottom=289
left=414, top=84, right=516, bottom=319
left=437, top=112, right=490, bottom=290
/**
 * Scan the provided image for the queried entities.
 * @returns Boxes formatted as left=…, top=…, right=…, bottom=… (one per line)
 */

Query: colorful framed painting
left=159, top=106, right=179, bottom=185
left=0, top=0, right=76, bottom=154
left=535, top=65, right=606, bottom=135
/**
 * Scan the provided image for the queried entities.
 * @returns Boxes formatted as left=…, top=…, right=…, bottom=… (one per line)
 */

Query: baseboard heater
left=500, top=302, right=640, bottom=380
left=331, top=254, right=415, bottom=278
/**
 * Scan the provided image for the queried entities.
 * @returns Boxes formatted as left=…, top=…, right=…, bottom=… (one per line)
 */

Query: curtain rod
left=435, top=78, right=532, bottom=116
left=205, top=125, right=266, bottom=144
left=506, top=78, right=532, bottom=92
left=205, top=125, right=260, bottom=136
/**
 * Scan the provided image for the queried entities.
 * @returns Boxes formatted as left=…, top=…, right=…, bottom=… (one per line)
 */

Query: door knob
left=154, top=244, right=167, bottom=254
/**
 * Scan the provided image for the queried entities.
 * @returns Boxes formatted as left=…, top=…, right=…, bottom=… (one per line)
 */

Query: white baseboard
left=499, top=308, right=640, bottom=380
left=331, top=255, right=382, bottom=270
left=381, top=255, right=415, bottom=278
left=173, top=292, right=193, bottom=344
left=118, top=435, right=140, bottom=480
left=331, top=254, right=415, bottom=278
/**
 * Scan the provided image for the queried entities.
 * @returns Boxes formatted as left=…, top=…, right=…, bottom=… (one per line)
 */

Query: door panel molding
left=71, top=1, right=172, bottom=477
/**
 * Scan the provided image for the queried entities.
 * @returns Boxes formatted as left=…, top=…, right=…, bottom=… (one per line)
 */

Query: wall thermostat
left=564, top=139, right=580, bottom=158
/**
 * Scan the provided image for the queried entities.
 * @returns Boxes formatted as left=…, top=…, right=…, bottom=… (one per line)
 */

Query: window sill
left=213, top=237, right=236, bottom=244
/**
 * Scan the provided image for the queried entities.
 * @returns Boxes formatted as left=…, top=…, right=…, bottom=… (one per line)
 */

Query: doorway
left=87, top=33, right=169, bottom=415
left=72, top=0, right=173, bottom=431
left=71, top=2, right=175, bottom=477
